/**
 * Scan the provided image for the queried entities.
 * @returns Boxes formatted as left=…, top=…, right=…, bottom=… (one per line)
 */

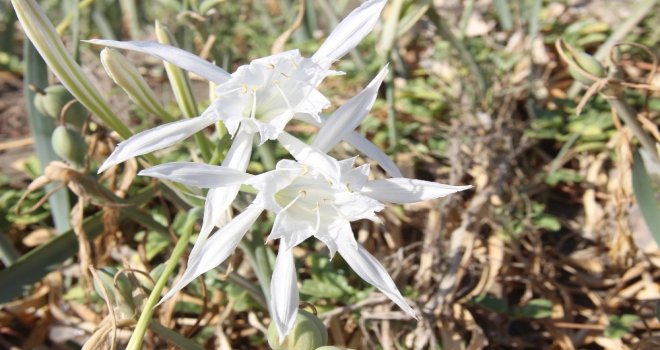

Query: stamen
left=279, top=190, right=306, bottom=213
left=273, top=82, right=293, bottom=112
left=215, top=86, right=242, bottom=97
left=313, top=204, right=321, bottom=234
left=249, top=89, right=258, bottom=119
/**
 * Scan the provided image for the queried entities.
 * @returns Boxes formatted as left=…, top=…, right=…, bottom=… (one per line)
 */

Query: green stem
left=458, top=0, right=475, bottom=38
left=256, top=142, right=277, bottom=170
left=226, top=272, right=268, bottom=309
left=385, top=67, right=398, bottom=152
left=238, top=232, right=273, bottom=305
left=608, top=96, right=659, bottom=162
left=428, top=8, right=487, bottom=95
left=124, top=212, right=197, bottom=350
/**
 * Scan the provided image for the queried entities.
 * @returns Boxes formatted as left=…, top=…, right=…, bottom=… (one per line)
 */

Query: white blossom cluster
left=93, top=0, right=470, bottom=339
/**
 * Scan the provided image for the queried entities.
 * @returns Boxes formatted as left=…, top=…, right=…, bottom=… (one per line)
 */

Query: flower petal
left=84, top=39, right=230, bottom=84
left=138, top=162, right=252, bottom=188
left=159, top=202, right=264, bottom=303
left=343, top=131, right=402, bottom=178
left=312, top=0, right=387, bottom=65
left=362, top=178, right=472, bottom=204
left=194, top=131, right=254, bottom=268
left=98, top=114, right=216, bottom=173
left=270, top=246, right=299, bottom=341
left=337, top=241, right=416, bottom=318
left=303, top=116, right=401, bottom=178
left=312, top=65, right=388, bottom=152
left=277, top=132, right=340, bottom=180
left=269, top=211, right=314, bottom=247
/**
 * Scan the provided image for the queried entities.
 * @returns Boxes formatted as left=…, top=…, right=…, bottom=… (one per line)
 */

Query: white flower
left=91, top=1, right=397, bottom=273
left=140, top=135, right=471, bottom=340
left=92, top=0, right=389, bottom=174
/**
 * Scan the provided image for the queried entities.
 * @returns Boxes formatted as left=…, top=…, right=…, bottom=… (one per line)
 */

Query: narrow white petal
left=337, top=242, right=416, bottom=318
left=223, top=130, right=255, bottom=169
left=303, top=116, right=402, bottom=178
left=193, top=131, right=255, bottom=269
left=138, top=162, right=252, bottom=188
left=159, top=203, right=264, bottom=303
left=277, top=132, right=340, bottom=180
left=343, top=131, right=402, bottom=178
left=312, top=0, right=387, bottom=65
left=362, top=178, right=472, bottom=204
left=270, top=246, right=299, bottom=341
left=194, top=187, right=239, bottom=262
left=312, top=65, right=388, bottom=152
left=98, top=115, right=216, bottom=173
left=85, top=39, right=230, bottom=84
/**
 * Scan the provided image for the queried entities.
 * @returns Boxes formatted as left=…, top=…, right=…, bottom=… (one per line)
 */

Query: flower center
left=273, top=174, right=335, bottom=218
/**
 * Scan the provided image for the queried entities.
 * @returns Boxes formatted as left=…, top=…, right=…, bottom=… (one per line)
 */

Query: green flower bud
left=100, top=48, right=172, bottom=120
left=568, top=51, right=605, bottom=85
left=92, top=267, right=138, bottom=321
left=35, top=85, right=87, bottom=130
left=568, top=65, right=596, bottom=86
left=574, top=52, right=605, bottom=78
left=268, top=310, right=328, bottom=350
left=51, top=125, right=87, bottom=168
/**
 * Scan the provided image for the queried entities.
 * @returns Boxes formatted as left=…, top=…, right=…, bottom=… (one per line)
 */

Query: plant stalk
left=608, top=96, right=659, bottom=162
left=124, top=214, right=196, bottom=350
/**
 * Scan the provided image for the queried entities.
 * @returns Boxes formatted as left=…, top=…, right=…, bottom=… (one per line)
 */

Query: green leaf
left=632, top=151, right=660, bottom=245
left=149, top=321, right=205, bottom=350
left=12, top=0, right=132, bottom=139
left=226, top=283, right=257, bottom=312
left=534, top=215, right=562, bottom=232
left=545, top=169, right=584, bottom=186
left=472, top=294, right=508, bottom=314
left=514, top=299, right=553, bottom=319
left=604, top=314, right=638, bottom=339
left=23, top=40, right=71, bottom=234
left=0, top=212, right=109, bottom=303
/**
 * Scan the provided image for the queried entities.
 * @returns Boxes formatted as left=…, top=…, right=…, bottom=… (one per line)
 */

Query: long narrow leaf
left=0, top=212, right=106, bottom=304
left=0, top=230, right=20, bottom=266
left=155, top=21, right=213, bottom=161
left=11, top=0, right=132, bottom=139
left=632, top=151, right=660, bottom=244
left=494, top=0, right=513, bottom=31
left=24, top=40, right=71, bottom=234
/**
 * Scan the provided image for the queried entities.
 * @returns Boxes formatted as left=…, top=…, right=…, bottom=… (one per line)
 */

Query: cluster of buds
left=33, top=85, right=88, bottom=168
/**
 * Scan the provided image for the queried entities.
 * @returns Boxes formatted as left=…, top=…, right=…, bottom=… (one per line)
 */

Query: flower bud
left=100, top=48, right=172, bottom=120
left=35, top=85, right=87, bottom=130
left=568, top=51, right=605, bottom=85
left=51, top=125, right=87, bottom=168
left=268, top=310, right=328, bottom=350
left=92, top=267, right=139, bottom=321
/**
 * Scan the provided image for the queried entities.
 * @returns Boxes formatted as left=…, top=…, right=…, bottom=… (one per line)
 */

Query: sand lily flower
left=158, top=65, right=401, bottom=289
left=92, top=0, right=389, bottom=174
left=91, top=1, right=395, bottom=272
left=139, top=134, right=471, bottom=339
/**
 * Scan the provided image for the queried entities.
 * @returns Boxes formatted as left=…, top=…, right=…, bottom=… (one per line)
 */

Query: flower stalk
left=124, top=209, right=199, bottom=350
